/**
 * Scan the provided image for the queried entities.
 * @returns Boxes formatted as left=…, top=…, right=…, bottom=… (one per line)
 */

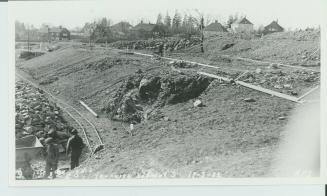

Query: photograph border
left=7, top=0, right=327, bottom=186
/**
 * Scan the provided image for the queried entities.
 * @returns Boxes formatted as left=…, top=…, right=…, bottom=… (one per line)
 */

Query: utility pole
left=27, top=25, right=30, bottom=52
left=200, top=16, right=204, bottom=53
left=194, top=9, right=205, bottom=53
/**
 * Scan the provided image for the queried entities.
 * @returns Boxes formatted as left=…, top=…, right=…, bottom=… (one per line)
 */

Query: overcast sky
left=10, top=0, right=323, bottom=30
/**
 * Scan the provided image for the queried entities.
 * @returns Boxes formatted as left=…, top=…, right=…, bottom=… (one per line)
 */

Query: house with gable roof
left=204, top=20, right=227, bottom=36
left=263, top=20, right=284, bottom=34
left=231, top=17, right=254, bottom=33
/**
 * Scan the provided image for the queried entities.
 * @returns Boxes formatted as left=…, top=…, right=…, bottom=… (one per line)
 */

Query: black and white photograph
left=9, top=0, right=324, bottom=184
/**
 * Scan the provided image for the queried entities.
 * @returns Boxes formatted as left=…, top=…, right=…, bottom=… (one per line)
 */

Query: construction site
left=15, top=18, right=321, bottom=179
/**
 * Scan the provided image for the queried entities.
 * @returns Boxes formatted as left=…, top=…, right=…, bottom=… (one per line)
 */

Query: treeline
left=82, top=10, right=203, bottom=43
left=15, top=21, right=41, bottom=41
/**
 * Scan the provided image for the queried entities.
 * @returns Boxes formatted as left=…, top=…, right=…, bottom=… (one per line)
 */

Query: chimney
left=59, top=25, right=62, bottom=29
left=140, top=20, right=143, bottom=24
left=215, top=20, right=218, bottom=23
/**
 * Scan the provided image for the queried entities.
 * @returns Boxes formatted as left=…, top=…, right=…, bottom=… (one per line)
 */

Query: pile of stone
left=15, top=81, right=71, bottom=144
left=110, top=37, right=201, bottom=51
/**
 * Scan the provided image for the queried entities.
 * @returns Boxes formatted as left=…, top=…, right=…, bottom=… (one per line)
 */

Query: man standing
left=66, top=129, right=84, bottom=170
left=158, top=42, right=164, bottom=57
left=44, top=137, right=59, bottom=179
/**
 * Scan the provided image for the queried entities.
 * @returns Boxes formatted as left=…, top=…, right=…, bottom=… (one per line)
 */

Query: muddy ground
left=16, top=31, right=320, bottom=178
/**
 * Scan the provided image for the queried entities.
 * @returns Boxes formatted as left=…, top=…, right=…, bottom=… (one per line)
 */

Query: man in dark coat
left=44, top=137, right=59, bottom=179
left=66, top=129, right=84, bottom=170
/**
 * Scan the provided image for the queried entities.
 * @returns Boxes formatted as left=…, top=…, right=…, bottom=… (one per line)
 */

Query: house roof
left=264, top=21, right=284, bottom=32
left=233, top=17, right=253, bottom=25
left=112, top=22, right=133, bottom=29
left=111, top=22, right=133, bottom=34
left=39, top=27, right=49, bottom=34
left=204, top=21, right=227, bottom=32
left=132, top=22, right=155, bottom=31
left=49, top=27, right=69, bottom=33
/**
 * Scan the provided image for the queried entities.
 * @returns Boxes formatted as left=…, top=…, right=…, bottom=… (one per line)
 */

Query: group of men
left=43, top=128, right=84, bottom=179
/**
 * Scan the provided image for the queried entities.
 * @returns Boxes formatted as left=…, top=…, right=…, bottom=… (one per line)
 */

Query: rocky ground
left=109, top=36, right=201, bottom=51
left=15, top=30, right=320, bottom=179
left=15, top=80, right=73, bottom=179
left=15, top=81, right=71, bottom=142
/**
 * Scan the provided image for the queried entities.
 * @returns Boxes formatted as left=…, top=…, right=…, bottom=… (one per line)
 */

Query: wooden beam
left=197, top=71, right=232, bottom=82
left=79, top=100, right=98, bottom=118
left=235, top=70, right=249, bottom=81
left=236, top=81, right=303, bottom=103
left=162, top=57, right=220, bottom=69
left=297, top=86, right=319, bottom=101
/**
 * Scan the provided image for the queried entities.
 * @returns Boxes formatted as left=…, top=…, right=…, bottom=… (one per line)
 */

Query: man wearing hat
left=44, top=137, right=59, bottom=179
left=66, top=129, right=84, bottom=170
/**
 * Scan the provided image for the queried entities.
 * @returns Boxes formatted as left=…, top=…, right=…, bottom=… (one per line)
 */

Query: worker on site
left=44, top=137, right=59, bottom=179
left=158, top=42, right=164, bottom=57
left=66, top=129, right=85, bottom=170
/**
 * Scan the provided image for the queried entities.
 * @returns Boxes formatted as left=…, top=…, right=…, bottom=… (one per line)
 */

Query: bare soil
left=16, top=31, right=320, bottom=178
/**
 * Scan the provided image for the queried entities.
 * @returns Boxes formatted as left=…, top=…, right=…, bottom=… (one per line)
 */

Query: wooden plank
left=133, top=52, right=153, bottom=57
left=235, top=70, right=249, bottom=81
left=162, top=57, right=220, bottom=69
left=236, top=81, right=302, bottom=103
left=197, top=71, right=232, bottom=82
left=297, top=86, right=319, bottom=101
left=79, top=100, right=98, bottom=118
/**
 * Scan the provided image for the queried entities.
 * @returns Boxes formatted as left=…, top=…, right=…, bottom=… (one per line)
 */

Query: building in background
left=131, top=21, right=156, bottom=39
left=48, top=26, right=71, bottom=41
left=204, top=20, right=227, bottom=37
left=231, top=17, right=254, bottom=33
left=263, top=20, right=284, bottom=35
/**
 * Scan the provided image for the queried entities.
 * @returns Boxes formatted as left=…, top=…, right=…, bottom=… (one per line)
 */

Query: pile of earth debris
left=104, top=69, right=213, bottom=123
left=85, top=57, right=141, bottom=72
left=234, top=69, right=320, bottom=96
left=15, top=81, right=71, bottom=146
left=19, top=51, right=45, bottom=60
left=166, top=59, right=320, bottom=96
left=109, top=37, right=201, bottom=51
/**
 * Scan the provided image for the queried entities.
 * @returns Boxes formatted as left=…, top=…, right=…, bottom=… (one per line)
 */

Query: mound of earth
left=19, top=51, right=45, bottom=60
left=183, top=29, right=320, bottom=67
left=109, top=36, right=201, bottom=51
left=105, top=70, right=212, bottom=123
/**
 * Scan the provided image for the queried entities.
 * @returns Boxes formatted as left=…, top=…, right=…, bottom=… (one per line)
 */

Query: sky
left=10, top=0, right=323, bottom=30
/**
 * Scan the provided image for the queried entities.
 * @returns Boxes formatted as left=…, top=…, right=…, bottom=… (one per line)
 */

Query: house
left=111, top=22, right=133, bottom=34
left=231, top=17, right=254, bottom=33
left=131, top=21, right=156, bottom=39
left=204, top=20, right=227, bottom=36
left=263, top=20, right=284, bottom=34
left=48, top=26, right=70, bottom=41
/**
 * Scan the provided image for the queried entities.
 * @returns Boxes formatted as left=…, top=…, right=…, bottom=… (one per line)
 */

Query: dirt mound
left=109, top=37, right=201, bottom=51
left=19, top=51, right=45, bottom=60
left=105, top=70, right=212, bottom=123
left=184, top=30, right=320, bottom=66
left=85, top=57, right=135, bottom=72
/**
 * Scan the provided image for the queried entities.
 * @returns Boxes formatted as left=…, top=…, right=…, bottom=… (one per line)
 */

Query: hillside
left=17, top=30, right=320, bottom=178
